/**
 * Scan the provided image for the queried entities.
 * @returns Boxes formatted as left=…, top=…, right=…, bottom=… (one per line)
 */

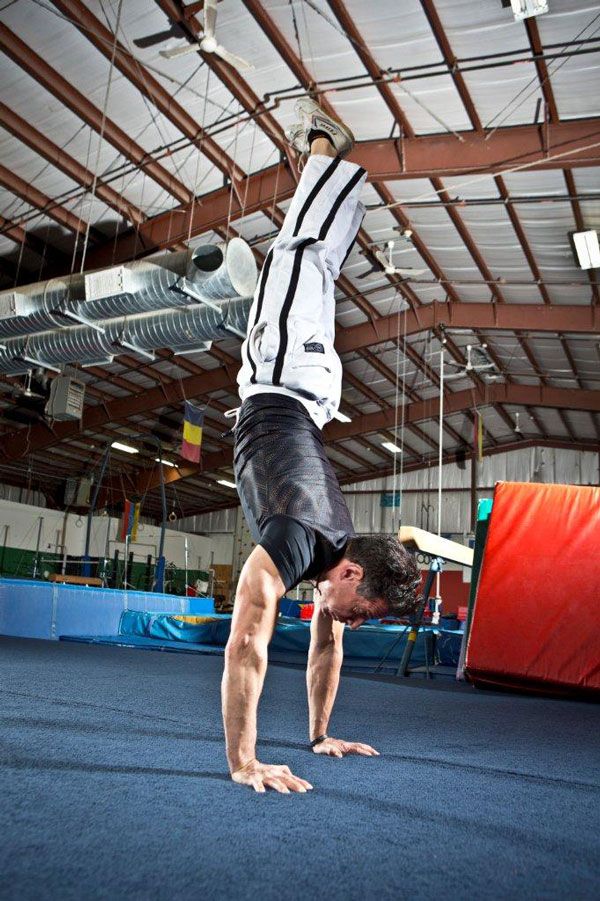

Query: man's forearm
left=222, top=641, right=268, bottom=773
left=306, top=643, right=344, bottom=740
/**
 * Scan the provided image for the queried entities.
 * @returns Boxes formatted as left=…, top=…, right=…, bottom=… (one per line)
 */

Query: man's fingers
left=276, top=766, right=313, bottom=791
left=348, top=743, right=380, bottom=756
left=281, top=774, right=312, bottom=792
left=233, top=761, right=313, bottom=792
left=264, top=777, right=290, bottom=794
left=293, top=777, right=313, bottom=790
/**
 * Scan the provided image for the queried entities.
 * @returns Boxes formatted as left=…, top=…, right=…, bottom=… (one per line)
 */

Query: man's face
left=316, top=559, right=388, bottom=630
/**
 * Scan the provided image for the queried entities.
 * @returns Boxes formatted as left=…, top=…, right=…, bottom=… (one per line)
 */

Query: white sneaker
left=285, top=122, right=309, bottom=155
left=287, top=98, right=355, bottom=157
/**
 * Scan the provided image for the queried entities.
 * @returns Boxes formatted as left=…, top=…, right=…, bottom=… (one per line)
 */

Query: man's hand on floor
left=312, top=737, right=380, bottom=758
left=231, top=759, right=314, bottom=793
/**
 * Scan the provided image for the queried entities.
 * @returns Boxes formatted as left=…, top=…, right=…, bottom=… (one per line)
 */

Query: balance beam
left=398, top=527, right=474, bottom=567
left=49, top=574, right=103, bottom=587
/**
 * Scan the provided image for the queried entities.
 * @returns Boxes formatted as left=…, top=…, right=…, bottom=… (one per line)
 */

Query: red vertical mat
left=465, top=481, right=600, bottom=695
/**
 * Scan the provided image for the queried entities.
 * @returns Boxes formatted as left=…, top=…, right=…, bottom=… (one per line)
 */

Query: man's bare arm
left=307, top=594, right=345, bottom=742
left=221, top=545, right=313, bottom=792
left=307, top=595, right=379, bottom=759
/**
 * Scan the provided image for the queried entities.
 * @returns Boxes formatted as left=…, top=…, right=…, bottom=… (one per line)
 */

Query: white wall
left=6, top=446, right=592, bottom=588
left=174, top=506, right=237, bottom=569
left=0, top=498, right=218, bottom=571
left=184, top=447, right=599, bottom=589
left=343, top=447, right=599, bottom=537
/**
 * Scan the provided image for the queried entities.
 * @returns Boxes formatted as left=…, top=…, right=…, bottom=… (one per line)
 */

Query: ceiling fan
left=20, top=369, right=46, bottom=399
left=444, top=344, right=499, bottom=381
left=372, top=241, right=426, bottom=278
left=159, top=0, right=255, bottom=73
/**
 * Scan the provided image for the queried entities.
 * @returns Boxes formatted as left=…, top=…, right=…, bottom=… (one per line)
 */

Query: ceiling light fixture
left=155, top=458, right=177, bottom=468
left=111, top=441, right=139, bottom=454
left=572, top=230, right=600, bottom=270
left=217, top=479, right=237, bottom=489
left=506, top=0, right=549, bottom=21
left=382, top=441, right=402, bottom=454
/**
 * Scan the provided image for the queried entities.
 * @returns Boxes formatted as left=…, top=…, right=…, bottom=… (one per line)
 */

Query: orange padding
left=465, top=481, right=600, bottom=694
left=171, top=616, right=218, bottom=625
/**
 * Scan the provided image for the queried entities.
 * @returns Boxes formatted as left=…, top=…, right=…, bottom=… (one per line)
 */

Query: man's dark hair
left=345, top=535, right=421, bottom=618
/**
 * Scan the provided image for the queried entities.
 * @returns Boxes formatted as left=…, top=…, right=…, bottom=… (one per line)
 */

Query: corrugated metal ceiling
left=0, top=0, right=598, bottom=516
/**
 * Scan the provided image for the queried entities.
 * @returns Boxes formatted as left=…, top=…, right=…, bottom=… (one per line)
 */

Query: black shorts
left=233, top=394, right=355, bottom=552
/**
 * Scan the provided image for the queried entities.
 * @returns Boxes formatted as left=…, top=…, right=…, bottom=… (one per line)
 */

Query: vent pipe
left=0, top=240, right=257, bottom=371
left=0, top=239, right=256, bottom=340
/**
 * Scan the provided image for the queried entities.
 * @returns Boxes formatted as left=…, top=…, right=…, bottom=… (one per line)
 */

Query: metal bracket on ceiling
left=7, top=353, right=63, bottom=375
left=173, top=342, right=213, bottom=356
left=171, top=278, right=246, bottom=340
left=80, top=356, right=115, bottom=368
left=55, top=307, right=106, bottom=333
left=112, top=338, right=155, bottom=362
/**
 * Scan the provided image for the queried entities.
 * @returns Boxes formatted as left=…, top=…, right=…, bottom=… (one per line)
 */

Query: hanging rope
left=484, top=12, right=600, bottom=138
left=367, top=138, right=600, bottom=214
left=224, top=120, right=241, bottom=244
left=397, top=298, right=409, bottom=531
left=391, top=299, right=402, bottom=533
left=79, top=0, right=124, bottom=273
left=187, top=68, right=212, bottom=246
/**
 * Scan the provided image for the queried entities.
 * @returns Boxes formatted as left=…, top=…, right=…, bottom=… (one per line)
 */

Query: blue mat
left=1, top=635, right=599, bottom=900
left=116, top=610, right=437, bottom=672
left=60, top=634, right=425, bottom=675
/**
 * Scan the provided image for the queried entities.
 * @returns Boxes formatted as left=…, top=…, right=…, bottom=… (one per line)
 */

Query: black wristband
left=310, top=734, right=328, bottom=748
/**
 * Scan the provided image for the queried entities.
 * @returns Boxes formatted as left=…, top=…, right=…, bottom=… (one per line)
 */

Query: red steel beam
left=0, top=102, right=146, bottom=230
left=0, top=164, right=104, bottom=242
left=334, top=301, right=599, bottom=353
left=324, top=385, right=600, bottom=442
left=2, top=303, right=596, bottom=461
left=525, top=19, right=599, bottom=306
left=0, top=214, right=71, bottom=271
left=131, top=384, right=600, bottom=492
left=0, top=23, right=191, bottom=205
left=81, top=116, right=600, bottom=267
left=525, top=17, right=560, bottom=124
left=170, top=435, right=600, bottom=516
left=51, top=0, right=243, bottom=182
left=563, top=169, right=600, bottom=305
left=348, top=118, right=600, bottom=179
left=419, top=0, right=482, bottom=131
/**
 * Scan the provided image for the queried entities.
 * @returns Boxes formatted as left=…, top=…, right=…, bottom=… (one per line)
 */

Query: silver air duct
left=0, top=239, right=256, bottom=340
left=0, top=239, right=257, bottom=371
left=0, top=297, right=253, bottom=373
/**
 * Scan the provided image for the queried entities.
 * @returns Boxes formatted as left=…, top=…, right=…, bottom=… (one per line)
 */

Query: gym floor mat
left=1, top=636, right=598, bottom=900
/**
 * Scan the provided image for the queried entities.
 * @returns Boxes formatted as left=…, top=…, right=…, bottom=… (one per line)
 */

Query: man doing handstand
left=222, top=101, right=420, bottom=793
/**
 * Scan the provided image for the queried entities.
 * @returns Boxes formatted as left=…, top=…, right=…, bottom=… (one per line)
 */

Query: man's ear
left=340, top=560, right=363, bottom=583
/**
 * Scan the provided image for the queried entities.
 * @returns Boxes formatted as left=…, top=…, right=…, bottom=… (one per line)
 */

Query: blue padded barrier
left=118, top=610, right=436, bottom=669
left=0, top=578, right=214, bottom=641
left=119, top=610, right=229, bottom=644
left=436, top=628, right=465, bottom=666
